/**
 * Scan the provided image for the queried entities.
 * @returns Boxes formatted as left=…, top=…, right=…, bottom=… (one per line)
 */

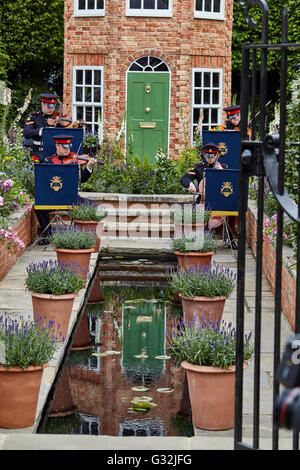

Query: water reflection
left=42, top=279, right=192, bottom=437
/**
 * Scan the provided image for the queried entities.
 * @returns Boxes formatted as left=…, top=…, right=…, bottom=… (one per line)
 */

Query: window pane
left=88, top=0, right=95, bottom=9
left=213, top=0, right=221, bottom=12
left=94, top=107, right=101, bottom=121
left=137, top=56, right=148, bottom=67
left=194, top=72, right=201, bottom=87
left=85, top=70, right=92, bottom=85
left=204, top=89, right=210, bottom=104
left=213, top=72, right=219, bottom=87
left=144, top=0, right=155, bottom=9
left=76, top=87, right=83, bottom=101
left=205, top=0, right=212, bottom=12
left=204, top=72, right=211, bottom=87
left=94, top=87, right=101, bottom=102
left=86, top=107, right=93, bottom=122
left=129, top=63, right=143, bottom=71
left=196, top=0, right=203, bottom=11
left=76, top=106, right=83, bottom=120
left=157, top=0, right=168, bottom=9
left=193, top=108, right=201, bottom=125
left=76, top=69, right=83, bottom=85
left=203, top=108, right=209, bottom=123
left=78, top=0, right=85, bottom=9
left=85, top=87, right=92, bottom=102
left=155, top=63, right=168, bottom=71
left=212, top=90, right=219, bottom=104
left=94, top=70, right=101, bottom=85
left=130, top=0, right=141, bottom=7
left=97, top=0, right=103, bottom=8
left=211, top=108, right=218, bottom=123
left=194, top=89, right=202, bottom=105
left=150, top=56, right=162, bottom=68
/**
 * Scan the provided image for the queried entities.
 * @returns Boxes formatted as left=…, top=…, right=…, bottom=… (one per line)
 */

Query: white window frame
left=194, top=0, right=225, bottom=20
left=72, top=65, right=104, bottom=133
left=191, top=67, right=223, bottom=145
left=126, top=0, right=172, bottom=17
left=74, top=0, right=105, bottom=17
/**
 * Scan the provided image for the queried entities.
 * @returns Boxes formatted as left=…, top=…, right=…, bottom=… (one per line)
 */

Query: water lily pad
left=156, top=388, right=174, bottom=393
left=155, top=355, right=171, bottom=360
left=131, top=386, right=148, bottom=392
left=92, top=350, right=121, bottom=357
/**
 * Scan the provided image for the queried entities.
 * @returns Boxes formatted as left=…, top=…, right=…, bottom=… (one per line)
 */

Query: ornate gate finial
left=237, top=0, right=269, bottom=42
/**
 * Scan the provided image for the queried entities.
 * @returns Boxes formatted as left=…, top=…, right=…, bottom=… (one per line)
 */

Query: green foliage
left=232, top=0, right=300, bottom=75
left=25, top=260, right=86, bottom=295
left=50, top=225, right=96, bottom=250
left=168, top=263, right=236, bottom=299
left=82, top=143, right=199, bottom=195
left=0, top=313, right=58, bottom=368
left=167, top=319, right=254, bottom=368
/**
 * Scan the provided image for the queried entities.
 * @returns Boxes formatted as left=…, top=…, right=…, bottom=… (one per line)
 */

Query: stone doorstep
left=79, top=191, right=194, bottom=205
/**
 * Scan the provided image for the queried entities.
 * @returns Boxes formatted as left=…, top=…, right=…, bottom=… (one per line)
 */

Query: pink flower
left=0, top=196, right=3, bottom=206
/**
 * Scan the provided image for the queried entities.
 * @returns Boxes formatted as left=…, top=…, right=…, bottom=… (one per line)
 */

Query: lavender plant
left=168, top=262, right=236, bottom=298
left=50, top=225, right=96, bottom=250
left=25, top=260, right=86, bottom=295
left=0, top=313, right=58, bottom=369
left=167, top=319, right=253, bottom=368
left=69, top=199, right=107, bottom=222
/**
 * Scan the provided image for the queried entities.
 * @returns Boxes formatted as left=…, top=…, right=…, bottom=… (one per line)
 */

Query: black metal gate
left=234, top=0, right=300, bottom=450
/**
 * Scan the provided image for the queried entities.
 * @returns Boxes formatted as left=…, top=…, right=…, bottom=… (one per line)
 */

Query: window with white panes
left=126, top=0, right=172, bottom=17
left=72, top=66, right=103, bottom=132
left=194, top=0, right=225, bottom=20
left=74, top=0, right=105, bottom=17
left=191, top=68, right=222, bottom=144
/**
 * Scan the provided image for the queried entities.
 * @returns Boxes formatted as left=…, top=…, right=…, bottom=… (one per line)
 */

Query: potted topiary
left=0, top=313, right=58, bottom=428
left=167, top=318, right=254, bottom=430
left=69, top=200, right=107, bottom=252
left=168, top=262, right=236, bottom=325
left=25, top=259, right=86, bottom=340
left=50, top=225, right=96, bottom=279
left=171, top=231, right=217, bottom=269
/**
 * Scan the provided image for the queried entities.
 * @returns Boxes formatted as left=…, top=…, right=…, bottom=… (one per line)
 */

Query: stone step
left=99, top=236, right=173, bottom=254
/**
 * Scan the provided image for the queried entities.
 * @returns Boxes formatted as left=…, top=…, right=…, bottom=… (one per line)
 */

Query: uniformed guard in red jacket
left=35, top=134, right=96, bottom=245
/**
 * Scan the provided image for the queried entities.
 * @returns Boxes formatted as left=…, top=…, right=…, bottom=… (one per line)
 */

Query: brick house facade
left=63, top=0, right=234, bottom=161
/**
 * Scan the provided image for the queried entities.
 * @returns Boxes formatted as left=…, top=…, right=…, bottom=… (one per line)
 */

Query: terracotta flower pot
left=0, top=364, right=46, bottom=428
left=71, top=310, right=92, bottom=351
left=174, top=250, right=215, bottom=269
left=55, top=247, right=93, bottom=280
left=181, top=361, right=246, bottom=430
left=30, top=291, right=77, bottom=341
left=180, top=293, right=227, bottom=326
left=73, top=220, right=103, bottom=252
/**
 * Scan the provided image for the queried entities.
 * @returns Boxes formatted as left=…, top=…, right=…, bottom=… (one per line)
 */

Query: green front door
left=126, top=72, right=169, bottom=163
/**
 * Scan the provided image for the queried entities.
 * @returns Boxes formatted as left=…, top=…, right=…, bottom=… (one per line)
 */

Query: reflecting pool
left=41, top=266, right=193, bottom=437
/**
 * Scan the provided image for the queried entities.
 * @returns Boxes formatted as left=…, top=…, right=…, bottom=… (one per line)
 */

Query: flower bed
left=0, top=207, right=38, bottom=280
left=246, top=199, right=296, bottom=330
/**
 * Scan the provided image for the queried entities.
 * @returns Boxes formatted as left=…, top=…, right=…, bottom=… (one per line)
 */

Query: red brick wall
left=64, top=0, right=234, bottom=159
left=246, top=205, right=296, bottom=331
left=0, top=209, right=38, bottom=281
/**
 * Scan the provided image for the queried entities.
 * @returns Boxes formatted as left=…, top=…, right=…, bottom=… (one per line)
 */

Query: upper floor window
left=72, top=66, right=104, bottom=132
left=74, top=0, right=105, bottom=17
left=126, top=0, right=172, bottom=17
left=194, top=0, right=225, bottom=20
left=191, top=68, right=223, bottom=144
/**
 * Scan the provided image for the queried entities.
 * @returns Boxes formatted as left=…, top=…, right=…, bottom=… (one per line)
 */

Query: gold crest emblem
left=50, top=176, right=63, bottom=192
left=220, top=181, right=233, bottom=197
left=218, top=142, right=228, bottom=156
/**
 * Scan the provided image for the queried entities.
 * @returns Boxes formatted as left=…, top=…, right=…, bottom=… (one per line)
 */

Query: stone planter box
left=0, top=207, right=39, bottom=280
left=246, top=199, right=296, bottom=330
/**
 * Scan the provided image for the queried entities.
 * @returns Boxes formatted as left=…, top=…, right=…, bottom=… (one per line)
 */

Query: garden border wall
left=246, top=199, right=296, bottom=331
left=0, top=208, right=39, bottom=280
